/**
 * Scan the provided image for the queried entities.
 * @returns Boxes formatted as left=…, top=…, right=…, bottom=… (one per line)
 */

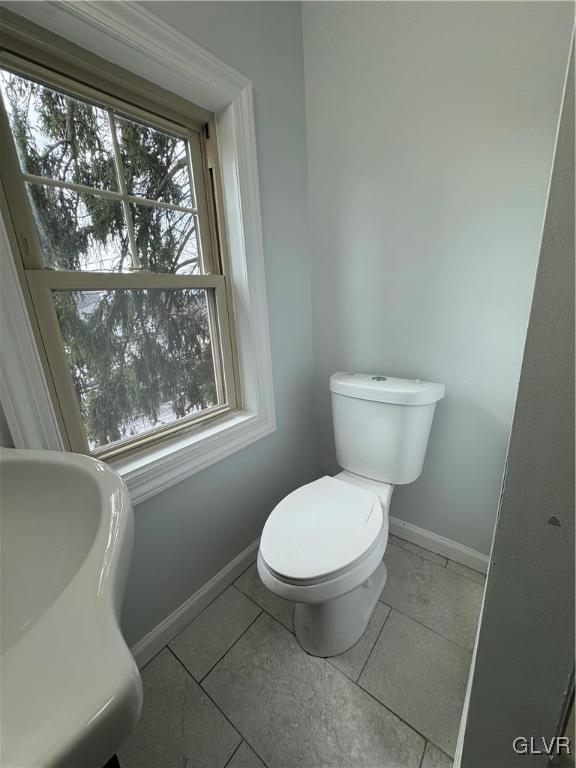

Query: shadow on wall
left=392, top=393, right=511, bottom=552
left=0, top=403, right=14, bottom=448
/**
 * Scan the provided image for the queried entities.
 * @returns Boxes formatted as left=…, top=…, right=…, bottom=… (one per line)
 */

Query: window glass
left=131, top=203, right=201, bottom=274
left=53, top=288, right=218, bottom=451
left=1, top=68, right=203, bottom=275
left=26, top=183, right=129, bottom=271
left=115, top=114, right=194, bottom=206
left=0, top=60, right=232, bottom=458
left=0, top=70, right=118, bottom=190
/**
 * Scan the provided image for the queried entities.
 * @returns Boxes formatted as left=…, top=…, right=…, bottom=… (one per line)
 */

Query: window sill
left=110, top=408, right=275, bottom=505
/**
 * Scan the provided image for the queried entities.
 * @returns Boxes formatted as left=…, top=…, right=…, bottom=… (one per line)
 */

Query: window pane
left=115, top=115, right=194, bottom=206
left=52, top=288, right=218, bottom=452
left=26, top=183, right=130, bottom=271
left=131, top=203, right=201, bottom=274
left=0, top=69, right=118, bottom=191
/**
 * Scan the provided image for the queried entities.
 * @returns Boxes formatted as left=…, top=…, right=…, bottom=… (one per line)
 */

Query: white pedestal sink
left=0, top=447, right=142, bottom=767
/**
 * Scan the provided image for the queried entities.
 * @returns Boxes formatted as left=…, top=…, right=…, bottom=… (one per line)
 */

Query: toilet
left=258, top=372, right=445, bottom=657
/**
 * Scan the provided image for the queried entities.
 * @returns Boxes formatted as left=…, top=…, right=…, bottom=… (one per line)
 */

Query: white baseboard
left=130, top=518, right=487, bottom=668
left=131, top=538, right=259, bottom=669
left=389, top=516, right=489, bottom=574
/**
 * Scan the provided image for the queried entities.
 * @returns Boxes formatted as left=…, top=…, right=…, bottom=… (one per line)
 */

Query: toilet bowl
left=258, top=472, right=393, bottom=656
left=258, top=372, right=445, bottom=657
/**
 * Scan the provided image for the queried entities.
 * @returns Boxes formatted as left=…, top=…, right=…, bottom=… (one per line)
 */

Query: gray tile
left=170, top=586, right=261, bottom=680
left=446, top=560, right=486, bottom=586
left=359, top=611, right=471, bottom=758
left=389, top=535, right=448, bottom=567
left=203, top=613, right=424, bottom=768
left=328, top=601, right=391, bottom=681
left=235, top=563, right=294, bottom=632
left=380, top=544, right=483, bottom=649
left=118, top=648, right=240, bottom=768
left=422, top=741, right=454, bottom=768
left=227, top=742, right=267, bottom=768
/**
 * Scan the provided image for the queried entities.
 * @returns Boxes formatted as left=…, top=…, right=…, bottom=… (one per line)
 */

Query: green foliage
left=1, top=70, right=217, bottom=449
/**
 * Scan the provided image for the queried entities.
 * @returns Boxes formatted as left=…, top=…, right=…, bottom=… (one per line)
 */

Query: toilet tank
left=330, top=372, right=445, bottom=485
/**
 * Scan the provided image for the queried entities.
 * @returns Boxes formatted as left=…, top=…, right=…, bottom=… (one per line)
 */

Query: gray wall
left=302, top=1, right=574, bottom=555
left=121, top=2, right=317, bottom=645
left=461, top=39, right=574, bottom=766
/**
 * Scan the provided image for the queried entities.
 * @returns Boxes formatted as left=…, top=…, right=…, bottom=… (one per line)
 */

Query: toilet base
left=293, top=559, right=388, bottom=657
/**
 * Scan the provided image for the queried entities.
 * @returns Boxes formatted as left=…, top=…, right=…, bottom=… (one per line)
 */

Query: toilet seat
left=258, top=533, right=387, bottom=605
left=259, top=476, right=385, bottom=586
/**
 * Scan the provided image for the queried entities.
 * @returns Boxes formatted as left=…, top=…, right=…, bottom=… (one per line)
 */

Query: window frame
left=0, top=50, right=240, bottom=460
left=0, top=5, right=276, bottom=504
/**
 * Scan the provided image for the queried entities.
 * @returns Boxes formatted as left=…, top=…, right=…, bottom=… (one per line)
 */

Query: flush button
left=372, top=376, right=387, bottom=381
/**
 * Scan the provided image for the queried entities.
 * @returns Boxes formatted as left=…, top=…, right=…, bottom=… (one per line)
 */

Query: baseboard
left=389, top=516, right=489, bottom=574
left=130, top=519, right=487, bottom=668
left=131, top=538, right=260, bottom=669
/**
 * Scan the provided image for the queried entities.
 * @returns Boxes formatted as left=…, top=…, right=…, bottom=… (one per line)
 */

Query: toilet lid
left=260, top=476, right=383, bottom=582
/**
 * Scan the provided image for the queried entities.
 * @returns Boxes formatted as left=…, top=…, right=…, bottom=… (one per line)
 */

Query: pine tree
left=1, top=71, right=217, bottom=449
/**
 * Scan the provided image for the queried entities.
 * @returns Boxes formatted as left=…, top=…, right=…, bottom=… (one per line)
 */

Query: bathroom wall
left=461, top=40, right=574, bottom=765
left=3, top=1, right=316, bottom=646
left=125, top=1, right=315, bottom=645
left=302, top=1, right=574, bottom=555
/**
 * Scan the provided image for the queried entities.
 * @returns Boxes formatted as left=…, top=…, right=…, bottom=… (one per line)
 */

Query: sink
left=0, top=447, right=142, bottom=767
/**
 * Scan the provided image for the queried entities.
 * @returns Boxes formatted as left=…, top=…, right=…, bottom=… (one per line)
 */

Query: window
left=0, top=53, right=238, bottom=459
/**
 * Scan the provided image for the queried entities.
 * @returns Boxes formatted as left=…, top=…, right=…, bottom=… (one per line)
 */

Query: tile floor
left=119, top=537, right=485, bottom=768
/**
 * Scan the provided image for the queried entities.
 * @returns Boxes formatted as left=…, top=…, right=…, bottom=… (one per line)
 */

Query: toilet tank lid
left=330, top=372, right=445, bottom=405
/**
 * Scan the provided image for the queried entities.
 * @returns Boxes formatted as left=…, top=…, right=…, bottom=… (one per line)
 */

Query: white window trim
left=0, top=1, right=276, bottom=504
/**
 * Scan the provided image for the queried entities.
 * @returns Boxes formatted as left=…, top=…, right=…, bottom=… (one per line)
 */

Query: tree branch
left=39, top=139, right=70, bottom=161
